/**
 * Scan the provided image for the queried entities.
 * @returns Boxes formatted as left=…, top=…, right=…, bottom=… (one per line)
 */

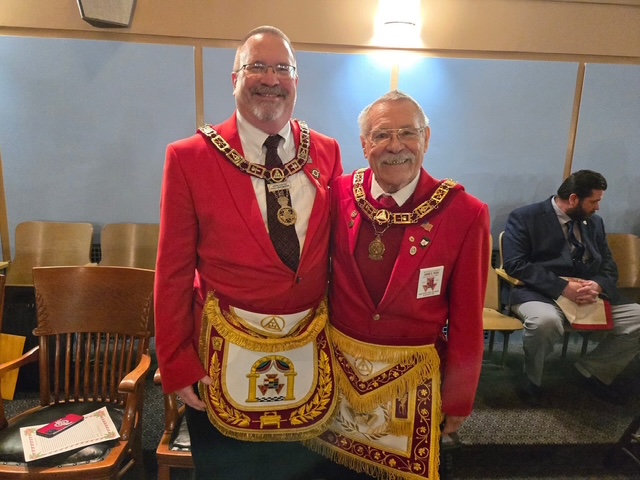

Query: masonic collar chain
left=199, top=121, right=310, bottom=226
left=352, top=168, right=457, bottom=261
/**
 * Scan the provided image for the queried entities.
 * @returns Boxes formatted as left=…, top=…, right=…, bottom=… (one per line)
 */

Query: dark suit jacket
left=502, top=196, right=621, bottom=306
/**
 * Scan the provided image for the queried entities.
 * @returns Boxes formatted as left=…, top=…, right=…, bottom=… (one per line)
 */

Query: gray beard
left=251, top=102, right=285, bottom=123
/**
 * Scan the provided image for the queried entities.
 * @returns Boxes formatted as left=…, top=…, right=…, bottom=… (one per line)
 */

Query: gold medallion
left=276, top=196, right=297, bottom=226
left=277, top=207, right=297, bottom=226
left=368, top=235, right=385, bottom=261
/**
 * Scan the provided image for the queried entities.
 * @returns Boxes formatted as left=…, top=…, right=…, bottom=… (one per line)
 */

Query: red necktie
left=378, top=194, right=398, bottom=209
left=264, top=135, right=300, bottom=272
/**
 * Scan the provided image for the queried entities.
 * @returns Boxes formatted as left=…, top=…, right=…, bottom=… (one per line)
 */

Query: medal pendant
left=277, top=206, right=297, bottom=226
left=368, top=235, right=385, bottom=261
left=276, top=196, right=297, bottom=226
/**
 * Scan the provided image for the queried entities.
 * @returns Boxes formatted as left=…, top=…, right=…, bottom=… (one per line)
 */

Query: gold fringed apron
left=199, top=294, right=337, bottom=441
left=306, top=325, right=443, bottom=480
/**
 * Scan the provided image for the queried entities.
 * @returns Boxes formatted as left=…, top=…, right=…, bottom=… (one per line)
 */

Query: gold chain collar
left=352, top=168, right=457, bottom=226
left=198, top=121, right=311, bottom=183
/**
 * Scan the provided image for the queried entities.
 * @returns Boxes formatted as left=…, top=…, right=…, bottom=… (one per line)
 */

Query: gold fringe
left=202, top=293, right=327, bottom=353
left=387, top=416, right=414, bottom=437
left=329, top=325, right=441, bottom=414
left=304, top=438, right=441, bottom=480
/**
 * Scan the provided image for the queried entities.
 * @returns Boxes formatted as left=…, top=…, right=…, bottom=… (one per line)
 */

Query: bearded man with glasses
left=155, top=25, right=343, bottom=479
left=307, top=91, right=490, bottom=480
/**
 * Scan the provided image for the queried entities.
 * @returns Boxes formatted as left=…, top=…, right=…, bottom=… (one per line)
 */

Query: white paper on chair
left=20, top=406, right=120, bottom=462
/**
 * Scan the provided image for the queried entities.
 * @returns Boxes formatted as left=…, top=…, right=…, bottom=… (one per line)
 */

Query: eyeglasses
left=236, top=63, right=297, bottom=79
left=368, top=127, right=427, bottom=146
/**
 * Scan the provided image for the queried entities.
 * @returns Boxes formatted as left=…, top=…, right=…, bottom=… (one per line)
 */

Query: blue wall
left=1, top=36, right=639, bottom=251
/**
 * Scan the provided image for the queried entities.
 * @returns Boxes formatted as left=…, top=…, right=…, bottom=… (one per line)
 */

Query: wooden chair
left=98, top=223, right=159, bottom=270
left=0, top=265, right=154, bottom=479
left=5, top=221, right=94, bottom=287
left=0, top=274, right=25, bottom=402
left=153, top=369, right=194, bottom=480
left=483, top=234, right=523, bottom=368
left=607, top=232, right=640, bottom=303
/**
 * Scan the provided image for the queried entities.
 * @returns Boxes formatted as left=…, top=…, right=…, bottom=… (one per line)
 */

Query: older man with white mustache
left=307, top=91, right=490, bottom=480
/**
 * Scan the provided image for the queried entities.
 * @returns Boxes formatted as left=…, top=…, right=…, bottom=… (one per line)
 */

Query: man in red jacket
left=154, top=26, right=343, bottom=479
left=308, top=91, right=490, bottom=480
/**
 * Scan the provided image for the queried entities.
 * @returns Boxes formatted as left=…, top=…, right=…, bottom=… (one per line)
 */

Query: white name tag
left=417, top=266, right=444, bottom=298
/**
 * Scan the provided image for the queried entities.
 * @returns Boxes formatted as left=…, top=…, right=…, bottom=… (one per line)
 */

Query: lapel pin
left=311, top=169, right=320, bottom=179
left=348, top=220, right=354, bottom=228
left=409, top=236, right=415, bottom=242
left=351, top=210, right=358, bottom=218
left=420, top=238, right=430, bottom=248
left=421, top=222, right=433, bottom=232
left=410, top=246, right=417, bottom=256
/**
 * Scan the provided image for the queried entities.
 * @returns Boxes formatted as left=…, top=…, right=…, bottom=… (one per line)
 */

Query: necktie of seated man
left=566, top=220, right=585, bottom=262
left=264, top=135, right=300, bottom=272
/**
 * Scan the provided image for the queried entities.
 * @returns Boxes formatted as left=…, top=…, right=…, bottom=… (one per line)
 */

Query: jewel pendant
left=277, top=205, right=297, bottom=226
left=368, top=235, right=385, bottom=261
left=275, top=195, right=297, bottom=226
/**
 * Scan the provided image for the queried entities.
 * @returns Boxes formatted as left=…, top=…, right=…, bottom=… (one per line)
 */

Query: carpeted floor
left=4, top=331, right=640, bottom=479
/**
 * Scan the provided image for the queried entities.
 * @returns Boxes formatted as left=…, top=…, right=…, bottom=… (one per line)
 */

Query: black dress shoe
left=574, top=368, right=627, bottom=405
left=515, top=375, right=542, bottom=406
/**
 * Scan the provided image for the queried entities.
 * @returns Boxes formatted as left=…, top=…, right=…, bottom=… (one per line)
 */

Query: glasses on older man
left=368, top=127, right=427, bottom=146
left=236, top=63, right=297, bottom=79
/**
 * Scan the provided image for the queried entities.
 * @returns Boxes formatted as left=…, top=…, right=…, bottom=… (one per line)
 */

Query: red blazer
left=329, top=169, right=490, bottom=416
left=155, top=114, right=343, bottom=393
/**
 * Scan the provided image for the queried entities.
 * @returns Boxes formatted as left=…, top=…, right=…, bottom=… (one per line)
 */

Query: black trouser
left=185, top=403, right=346, bottom=480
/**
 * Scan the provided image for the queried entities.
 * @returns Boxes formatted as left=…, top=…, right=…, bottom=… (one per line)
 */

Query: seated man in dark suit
left=502, top=169, right=640, bottom=405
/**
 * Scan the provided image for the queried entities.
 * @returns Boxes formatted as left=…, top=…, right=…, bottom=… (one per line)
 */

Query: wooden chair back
left=32, top=266, right=154, bottom=407
left=484, top=234, right=500, bottom=311
left=607, top=232, right=640, bottom=304
left=99, top=223, right=159, bottom=270
left=607, top=233, right=640, bottom=288
left=6, top=221, right=94, bottom=286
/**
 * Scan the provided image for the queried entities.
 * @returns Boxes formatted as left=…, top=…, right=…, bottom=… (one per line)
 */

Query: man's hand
left=442, top=415, right=467, bottom=435
left=562, top=279, right=600, bottom=305
left=174, top=375, right=213, bottom=411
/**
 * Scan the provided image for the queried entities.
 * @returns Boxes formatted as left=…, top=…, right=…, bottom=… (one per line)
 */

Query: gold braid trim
left=304, top=439, right=436, bottom=480
left=329, top=325, right=440, bottom=415
left=202, top=293, right=327, bottom=353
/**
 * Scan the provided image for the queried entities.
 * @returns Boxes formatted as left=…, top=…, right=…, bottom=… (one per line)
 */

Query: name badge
left=417, top=266, right=444, bottom=299
left=267, top=181, right=291, bottom=193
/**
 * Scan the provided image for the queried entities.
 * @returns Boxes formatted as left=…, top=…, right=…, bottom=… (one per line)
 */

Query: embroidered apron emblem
left=199, top=295, right=338, bottom=441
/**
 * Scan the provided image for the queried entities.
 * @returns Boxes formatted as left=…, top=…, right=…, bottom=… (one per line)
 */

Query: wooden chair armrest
left=495, top=268, right=524, bottom=286
left=118, top=353, right=152, bottom=440
left=0, top=346, right=39, bottom=430
left=0, top=345, right=39, bottom=379
left=153, top=367, right=182, bottom=432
